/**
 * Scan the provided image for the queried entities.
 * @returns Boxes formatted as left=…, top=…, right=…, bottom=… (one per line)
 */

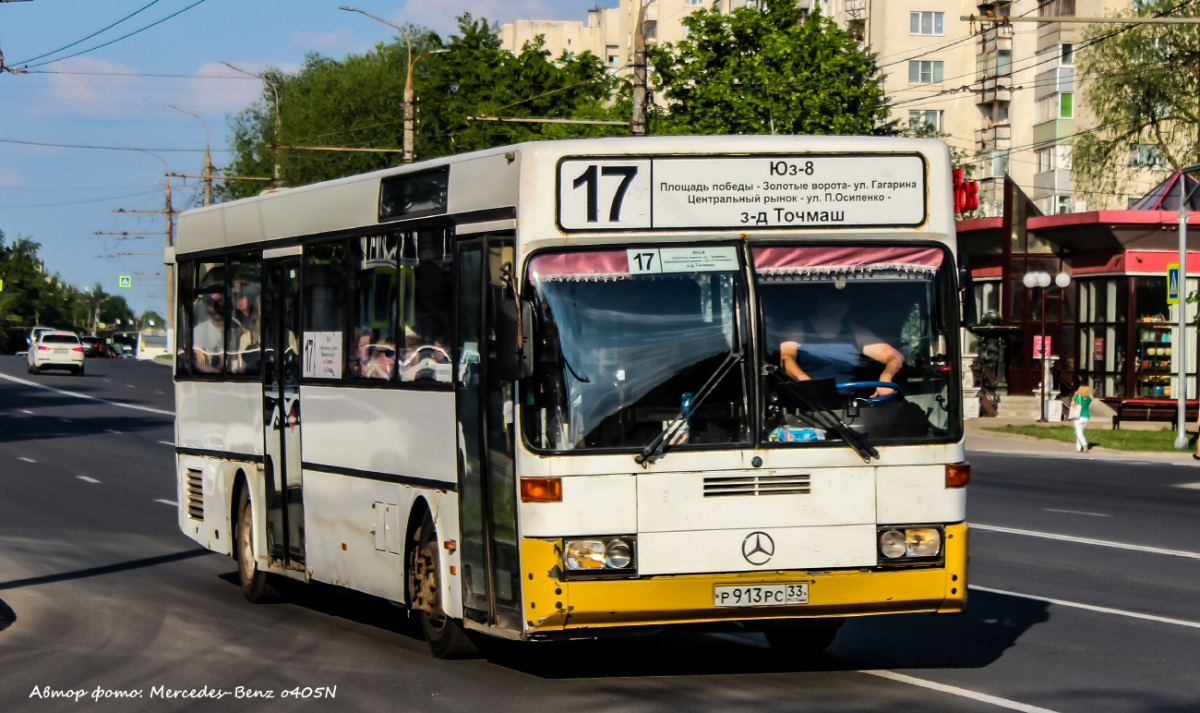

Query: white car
left=27, top=331, right=85, bottom=376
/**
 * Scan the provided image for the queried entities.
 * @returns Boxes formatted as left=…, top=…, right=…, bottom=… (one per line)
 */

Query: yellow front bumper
left=521, top=522, right=967, bottom=634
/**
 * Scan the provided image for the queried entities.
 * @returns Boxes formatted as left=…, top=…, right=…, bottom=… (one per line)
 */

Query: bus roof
left=176, top=135, right=954, bottom=257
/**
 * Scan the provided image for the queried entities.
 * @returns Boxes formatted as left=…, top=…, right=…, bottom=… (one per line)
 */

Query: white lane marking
left=20, top=409, right=33, bottom=415
left=158, top=440, right=175, bottom=447
left=60, top=418, right=73, bottom=424
left=972, top=585, right=1200, bottom=631
left=18, top=457, right=36, bottom=463
left=126, top=384, right=137, bottom=389
left=1176, top=481, right=1200, bottom=489
left=154, top=499, right=178, bottom=507
left=1043, top=508, right=1110, bottom=518
left=105, top=429, right=122, bottom=434
left=860, top=670, right=1060, bottom=713
left=973, top=523, right=1200, bottom=560
left=76, top=476, right=101, bottom=484
left=0, top=373, right=173, bottom=416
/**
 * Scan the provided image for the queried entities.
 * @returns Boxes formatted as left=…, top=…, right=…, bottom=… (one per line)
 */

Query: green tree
left=0, top=232, right=101, bottom=350
left=647, top=0, right=891, bottom=136
left=1073, top=0, right=1200, bottom=203
left=221, top=14, right=624, bottom=200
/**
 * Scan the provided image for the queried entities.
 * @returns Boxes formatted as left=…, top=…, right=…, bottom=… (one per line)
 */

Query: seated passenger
left=365, top=339, right=397, bottom=380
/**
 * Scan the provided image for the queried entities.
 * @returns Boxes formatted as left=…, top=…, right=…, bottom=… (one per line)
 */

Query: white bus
left=174, top=135, right=968, bottom=658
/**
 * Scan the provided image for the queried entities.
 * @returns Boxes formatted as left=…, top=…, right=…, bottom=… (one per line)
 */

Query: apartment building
left=500, top=0, right=1167, bottom=217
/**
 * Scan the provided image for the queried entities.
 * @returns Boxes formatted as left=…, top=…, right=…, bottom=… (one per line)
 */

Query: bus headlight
left=877, top=526, right=943, bottom=565
left=563, top=536, right=637, bottom=577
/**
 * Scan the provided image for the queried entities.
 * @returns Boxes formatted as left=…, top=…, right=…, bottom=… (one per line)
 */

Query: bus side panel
left=176, top=381, right=263, bottom=458
left=176, top=381, right=263, bottom=557
left=177, top=453, right=234, bottom=556
left=300, top=387, right=456, bottom=483
left=302, top=477, right=464, bottom=613
left=299, top=386, right=462, bottom=610
left=302, top=471, right=412, bottom=600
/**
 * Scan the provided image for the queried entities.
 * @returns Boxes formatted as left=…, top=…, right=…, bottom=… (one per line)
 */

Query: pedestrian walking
left=1069, top=384, right=1092, bottom=452
left=1194, top=406, right=1200, bottom=461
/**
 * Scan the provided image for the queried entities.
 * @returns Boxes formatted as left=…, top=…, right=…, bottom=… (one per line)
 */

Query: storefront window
left=1132, top=276, right=1198, bottom=399
left=1076, top=277, right=1126, bottom=398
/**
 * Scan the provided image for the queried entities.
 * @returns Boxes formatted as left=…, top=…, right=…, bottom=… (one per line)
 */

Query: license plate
left=713, top=582, right=809, bottom=607
left=53, top=348, right=67, bottom=354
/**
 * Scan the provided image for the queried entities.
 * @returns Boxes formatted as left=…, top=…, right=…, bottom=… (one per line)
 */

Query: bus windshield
left=755, top=244, right=958, bottom=446
left=524, top=243, right=960, bottom=455
left=524, top=248, right=749, bottom=452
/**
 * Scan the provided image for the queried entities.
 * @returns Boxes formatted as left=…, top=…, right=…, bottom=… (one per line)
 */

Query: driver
left=780, top=288, right=903, bottom=399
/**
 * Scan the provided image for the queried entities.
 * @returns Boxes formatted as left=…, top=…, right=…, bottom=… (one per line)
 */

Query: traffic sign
left=1167, top=263, right=1179, bottom=305
left=118, top=275, right=132, bottom=288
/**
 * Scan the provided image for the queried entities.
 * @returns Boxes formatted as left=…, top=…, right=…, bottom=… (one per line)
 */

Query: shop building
left=959, top=173, right=1200, bottom=403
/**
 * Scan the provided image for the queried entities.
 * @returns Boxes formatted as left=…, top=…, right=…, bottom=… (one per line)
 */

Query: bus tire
left=408, top=514, right=478, bottom=659
left=763, top=618, right=844, bottom=657
left=236, top=489, right=276, bottom=603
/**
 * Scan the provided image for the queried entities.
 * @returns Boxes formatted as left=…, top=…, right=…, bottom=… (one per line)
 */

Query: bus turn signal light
left=520, top=477, right=562, bottom=502
left=945, top=462, right=970, bottom=488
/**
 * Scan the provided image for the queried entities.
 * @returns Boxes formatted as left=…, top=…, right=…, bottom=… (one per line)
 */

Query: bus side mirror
left=958, top=254, right=977, bottom=328
left=496, top=300, right=533, bottom=380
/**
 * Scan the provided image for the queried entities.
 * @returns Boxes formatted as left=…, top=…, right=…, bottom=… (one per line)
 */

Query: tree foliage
left=647, top=0, right=891, bottom=136
left=0, top=231, right=134, bottom=352
left=221, top=14, right=625, bottom=199
left=1074, top=0, right=1200, bottom=203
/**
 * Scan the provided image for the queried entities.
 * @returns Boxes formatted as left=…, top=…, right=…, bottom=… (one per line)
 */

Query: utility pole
left=631, top=0, right=650, bottom=136
left=114, top=150, right=175, bottom=337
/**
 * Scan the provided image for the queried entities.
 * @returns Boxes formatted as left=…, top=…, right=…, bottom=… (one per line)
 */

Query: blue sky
left=0, top=0, right=608, bottom=316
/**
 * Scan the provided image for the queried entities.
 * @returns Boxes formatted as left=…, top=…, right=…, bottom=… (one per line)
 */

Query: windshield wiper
left=769, top=372, right=880, bottom=463
left=635, top=350, right=744, bottom=467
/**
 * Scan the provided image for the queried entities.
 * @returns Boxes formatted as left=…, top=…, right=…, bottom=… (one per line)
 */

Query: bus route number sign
left=557, top=155, right=926, bottom=232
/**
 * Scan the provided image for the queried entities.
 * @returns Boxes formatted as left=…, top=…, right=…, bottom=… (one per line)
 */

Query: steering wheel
left=836, top=381, right=902, bottom=403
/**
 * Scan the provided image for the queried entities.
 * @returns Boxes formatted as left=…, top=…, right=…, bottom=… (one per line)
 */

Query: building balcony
left=1034, top=169, right=1073, bottom=197
left=975, top=0, right=1013, bottom=17
left=976, top=24, right=1014, bottom=55
left=1034, top=66, right=1075, bottom=100
left=976, top=76, right=1013, bottom=104
left=976, top=124, right=1012, bottom=152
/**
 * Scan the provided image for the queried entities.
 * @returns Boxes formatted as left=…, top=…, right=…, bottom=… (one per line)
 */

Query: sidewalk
left=965, top=414, right=1199, bottom=464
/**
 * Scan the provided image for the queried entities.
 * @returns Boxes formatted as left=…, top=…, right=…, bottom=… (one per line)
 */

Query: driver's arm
left=862, top=341, right=904, bottom=396
left=780, top=341, right=811, bottom=381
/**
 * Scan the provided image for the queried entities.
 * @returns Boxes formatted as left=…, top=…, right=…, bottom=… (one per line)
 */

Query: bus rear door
left=261, top=257, right=305, bottom=571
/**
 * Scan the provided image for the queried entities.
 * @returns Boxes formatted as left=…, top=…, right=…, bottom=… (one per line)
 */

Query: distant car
left=79, top=335, right=105, bottom=358
left=17, top=326, right=56, bottom=356
left=27, top=331, right=85, bottom=376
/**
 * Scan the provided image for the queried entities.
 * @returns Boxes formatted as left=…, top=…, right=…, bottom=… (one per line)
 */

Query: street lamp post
left=1175, top=164, right=1200, bottom=448
left=340, top=6, right=448, bottom=163
left=221, top=62, right=283, bottom=184
left=1024, top=270, right=1071, bottom=421
left=165, top=104, right=214, bottom=206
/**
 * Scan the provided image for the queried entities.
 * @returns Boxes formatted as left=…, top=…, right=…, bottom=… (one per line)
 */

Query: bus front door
left=261, top=257, right=305, bottom=571
left=456, top=239, right=522, bottom=634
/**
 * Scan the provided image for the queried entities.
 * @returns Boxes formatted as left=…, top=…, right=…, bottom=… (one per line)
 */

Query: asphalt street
left=0, top=355, right=1197, bottom=713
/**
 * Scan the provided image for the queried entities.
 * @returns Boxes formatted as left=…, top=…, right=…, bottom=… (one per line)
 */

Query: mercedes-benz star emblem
left=742, top=531, right=775, bottom=566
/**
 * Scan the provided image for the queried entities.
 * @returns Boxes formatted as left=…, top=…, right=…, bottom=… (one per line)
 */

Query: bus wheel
left=408, top=514, right=478, bottom=659
left=764, top=618, right=844, bottom=657
left=236, top=489, right=276, bottom=603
